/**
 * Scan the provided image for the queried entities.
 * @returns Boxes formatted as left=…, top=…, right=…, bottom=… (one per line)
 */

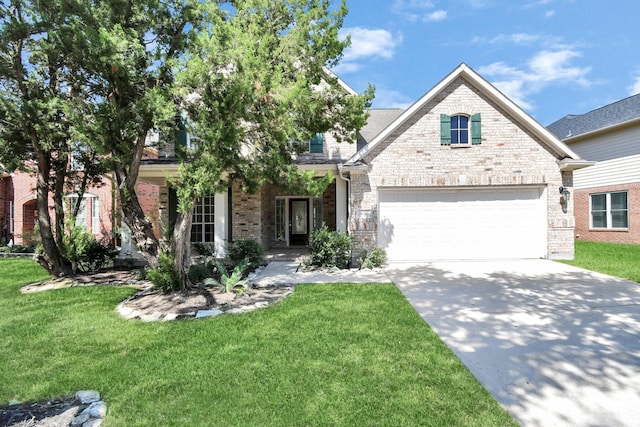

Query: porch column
left=214, top=190, right=228, bottom=257
left=336, top=176, right=347, bottom=232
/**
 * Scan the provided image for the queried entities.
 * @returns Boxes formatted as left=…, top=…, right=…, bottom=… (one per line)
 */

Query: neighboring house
left=137, top=64, right=591, bottom=261
left=4, top=169, right=115, bottom=245
left=548, top=94, right=640, bottom=244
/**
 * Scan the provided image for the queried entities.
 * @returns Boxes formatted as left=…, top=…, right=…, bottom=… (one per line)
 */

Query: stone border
left=116, top=285, right=294, bottom=322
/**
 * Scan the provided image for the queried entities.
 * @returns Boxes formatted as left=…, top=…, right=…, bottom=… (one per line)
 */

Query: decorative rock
left=84, top=419, right=104, bottom=427
left=140, top=312, right=163, bottom=322
left=195, top=309, right=223, bottom=318
left=163, top=313, right=179, bottom=321
left=71, top=411, right=90, bottom=425
left=84, top=401, right=107, bottom=418
left=76, top=390, right=100, bottom=404
left=225, top=308, right=244, bottom=314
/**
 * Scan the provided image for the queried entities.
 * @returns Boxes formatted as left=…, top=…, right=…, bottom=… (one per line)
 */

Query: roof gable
left=347, top=63, right=581, bottom=164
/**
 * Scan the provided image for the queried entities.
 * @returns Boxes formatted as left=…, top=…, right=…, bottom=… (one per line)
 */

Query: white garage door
left=378, top=187, right=547, bottom=262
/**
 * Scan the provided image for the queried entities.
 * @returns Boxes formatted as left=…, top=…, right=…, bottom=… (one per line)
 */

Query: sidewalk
left=250, top=261, right=391, bottom=287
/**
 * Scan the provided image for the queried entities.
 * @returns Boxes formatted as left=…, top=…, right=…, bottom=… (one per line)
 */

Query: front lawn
left=562, top=240, right=640, bottom=282
left=0, top=258, right=515, bottom=426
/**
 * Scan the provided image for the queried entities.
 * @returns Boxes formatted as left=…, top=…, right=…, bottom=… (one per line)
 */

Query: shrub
left=359, top=247, right=387, bottom=269
left=227, top=239, right=264, bottom=271
left=63, top=226, right=117, bottom=272
left=188, top=263, right=214, bottom=283
left=9, top=244, right=36, bottom=253
left=193, top=242, right=215, bottom=257
left=147, top=252, right=181, bottom=293
left=308, top=225, right=353, bottom=269
left=204, top=261, right=249, bottom=294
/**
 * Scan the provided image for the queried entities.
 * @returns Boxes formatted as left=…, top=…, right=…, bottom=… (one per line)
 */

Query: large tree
left=0, top=0, right=110, bottom=275
left=0, top=0, right=198, bottom=272
left=170, top=0, right=373, bottom=287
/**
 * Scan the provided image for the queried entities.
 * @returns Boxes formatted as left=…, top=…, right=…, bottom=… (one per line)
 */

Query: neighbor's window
left=65, top=194, right=99, bottom=234
left=191, top=194, right=215, bottom=243
left=591, top=191, right=628, bottom=229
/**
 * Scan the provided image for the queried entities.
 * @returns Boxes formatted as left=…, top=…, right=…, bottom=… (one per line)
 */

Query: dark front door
left=289, top=199, right=309, bottom=246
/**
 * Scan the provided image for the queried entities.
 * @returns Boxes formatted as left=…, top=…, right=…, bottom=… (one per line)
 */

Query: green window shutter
left=310, top=133, right=324, bottom=153
left=471, top=113, right=482, bottom=145
left=440, top=114, right=451, bottom=145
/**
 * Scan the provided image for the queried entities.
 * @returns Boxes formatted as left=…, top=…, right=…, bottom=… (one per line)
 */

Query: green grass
left=561, top=240, right=640, bottom=282
left=0, top=258, right=515, bottom=426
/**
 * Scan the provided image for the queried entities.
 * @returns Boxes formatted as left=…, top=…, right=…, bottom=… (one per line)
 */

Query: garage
left=378, top=187, right=547, bottom=262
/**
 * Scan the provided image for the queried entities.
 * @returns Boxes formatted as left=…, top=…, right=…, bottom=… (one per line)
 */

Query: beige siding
left=574, top=154, right=640, bottom=189
left=569, top=126, right=640, bottom=161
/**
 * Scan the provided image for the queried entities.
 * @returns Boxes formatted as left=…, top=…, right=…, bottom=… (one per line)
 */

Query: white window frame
left=9, top=200, right=14, bottom=234
left=590, top=191, right=628, bottom=229
left=191, top=194, right=215, bottom=243
left=65, top=193, right=99, bottom=233
left=450, top=114, right=470, bottom=145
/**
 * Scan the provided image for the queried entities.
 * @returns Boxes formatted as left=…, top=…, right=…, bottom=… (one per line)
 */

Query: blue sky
left=333, top=0, right=640, bottom=125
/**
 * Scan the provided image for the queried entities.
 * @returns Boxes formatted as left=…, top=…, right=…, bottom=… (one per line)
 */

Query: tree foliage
left=169, top=0, right=373, bottom=287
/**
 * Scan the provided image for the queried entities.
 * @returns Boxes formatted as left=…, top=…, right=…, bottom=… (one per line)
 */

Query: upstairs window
left=591, top=191, right=628, bottom=229
left=291, top=133, right=324, bottom=154
left=440, top=113, right=482, bottom=146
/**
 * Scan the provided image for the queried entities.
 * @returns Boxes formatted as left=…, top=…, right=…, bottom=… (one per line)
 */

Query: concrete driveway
left=386, top=260, right=640, bottom=427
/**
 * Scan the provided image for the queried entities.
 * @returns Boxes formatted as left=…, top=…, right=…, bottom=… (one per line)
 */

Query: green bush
left=63, top=226, right=117, bottom=272
left=359, top=247, right=387, bottom=269
left=188, top=263, right=214, bottom=283
left=193, top=242, right=215, bottom=257
left=308, top=225, right=353, bottom=269
left=147, top=252, right=181, bottom=293
left=9, top=244, right=36, bottom=253
left=227, top=239, right=264, bottom=271
left=204, top=261, right=249, bottom=294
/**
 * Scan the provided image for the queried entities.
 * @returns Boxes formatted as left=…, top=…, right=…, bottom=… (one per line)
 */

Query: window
left=440, top=113, right=481, bottom=145
left=65, top=194, right=99, bottom=233
left=191, top=194, right=215, bottom=243
left=275, top=198, right=286, bottom=241
left=91, top=197, right=100, bottom=233
left=9, top=201, right=13, bottom=234
left=312, top=197, right=323, bottom=231
left=591, top=191, right=628, bottom=229
left=290, top=133, right=324, bottom=154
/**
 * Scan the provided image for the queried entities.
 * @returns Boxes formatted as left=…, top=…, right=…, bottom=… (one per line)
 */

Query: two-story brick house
left=137, top=64, right=592, bottom=261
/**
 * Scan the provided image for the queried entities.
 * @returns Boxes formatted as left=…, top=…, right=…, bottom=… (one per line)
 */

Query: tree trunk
left=120, top=190, right=159, bottom=267
left=171, top=200, right=196, bottom=289
left=34, top=154, right=73, bottom=276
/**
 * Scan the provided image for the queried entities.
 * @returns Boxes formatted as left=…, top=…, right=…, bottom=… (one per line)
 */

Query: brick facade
left=573, top=182, right=640, bottom=244
left=7, top=170, right=115, bottom=245
left=348, top=77, right=575, bottom=259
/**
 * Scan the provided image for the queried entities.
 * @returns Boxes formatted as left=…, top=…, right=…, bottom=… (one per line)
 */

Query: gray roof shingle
left=547, top=93, right=640, bottom=140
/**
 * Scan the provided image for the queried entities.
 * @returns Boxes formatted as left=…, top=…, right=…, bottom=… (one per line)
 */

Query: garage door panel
left=378, top=187, right=547, bottom=261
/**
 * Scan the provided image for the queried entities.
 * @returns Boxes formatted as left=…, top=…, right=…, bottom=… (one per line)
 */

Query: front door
left=289, top=199, right=309, bottom=246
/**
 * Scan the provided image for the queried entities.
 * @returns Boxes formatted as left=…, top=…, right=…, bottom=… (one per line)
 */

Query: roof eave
left=558, top=159, right=596, bottom=172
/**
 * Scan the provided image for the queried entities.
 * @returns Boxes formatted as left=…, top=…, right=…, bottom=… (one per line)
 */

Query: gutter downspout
left=337, top=163, right=350, bottom=234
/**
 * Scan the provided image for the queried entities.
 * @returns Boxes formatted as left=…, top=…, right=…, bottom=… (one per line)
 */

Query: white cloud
left=424, top=10, right=447, bottom=22
left=334, top=27, right=402, bottom=74
left=371, top=88, right=414, bottom=109
left=545, top=9, right=556, bottom=17
left=391, top=0, right=447, bottom=22
left=478, top=48, right=593, bottom=111
left=472, top=32, right=563, bottom=47
left=628, top=70, right=640, bottom=95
